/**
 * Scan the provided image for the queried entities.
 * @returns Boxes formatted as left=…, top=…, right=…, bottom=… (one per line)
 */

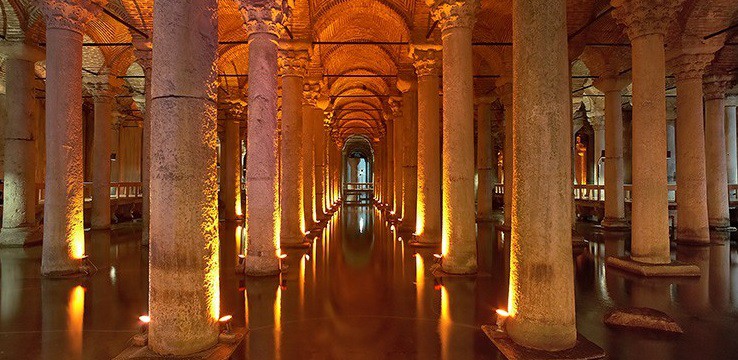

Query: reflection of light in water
left=439, top=285, right=450, bottom=360
left=110, top=266, right=117, bottom=286
left=359, top=217, right=365, bottom=233
left=299, top=255, right=306, bottom=310
left=68, top=285, right=85, bottom=357
left=274, top=286, right=282, bottom=360
left=415, top=254, right=425, bottom=315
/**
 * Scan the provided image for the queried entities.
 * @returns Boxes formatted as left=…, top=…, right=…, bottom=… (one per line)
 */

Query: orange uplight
left=495, top=309, right=509, bottom=317
left=138, top=315, right=151, bottom=323
left=219, top=315, right=232, bottom=323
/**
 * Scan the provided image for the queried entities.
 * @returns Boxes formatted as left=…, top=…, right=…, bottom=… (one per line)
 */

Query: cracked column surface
left=475, top=97, right=495, bottom=222
left=673, top=54, right=712, bottom=243
left=704, top=75, right=734, bottom=230
left=595, top=77, right=629, bottom=229
left=0, top=44, right=43, bottom=246
left=412, top=45, right=442, bottom=244
left=148, top=0, right=221, bottom=355
left=506, top=0, right=576, bottom=351
left=90, top=78, right=116, bottom=230
left=428, top=0, right=478, bottom=274
left=399, top=72, right=418, bottom=233
left=40, top=0, right=107, bottom=276
left=611, top=0, right=684, bottom=264
left=241, top=0, right=291, bottom=275
left=279, top=46, right=308, bottom=245
left=222, top=101, right=245, bottom=221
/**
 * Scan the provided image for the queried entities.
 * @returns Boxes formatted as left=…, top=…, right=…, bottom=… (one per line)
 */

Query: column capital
left=588, top=116, right=605, bottom=132
left=703, top=74, right=735, bottom=100
left=225, top=99, right=247, bottom=120
left=132, top=35, right=152, bottom=71
left=0, top=42, right=44, bottom=62
left=669, top=53, right=714, bottom=81
left=666, top=96, right=677, bottom=122
left=426, top=0, right=479, bottom=32
left=494, top=79, right=512, bottom=107
left=302, top=81, right=321, bottom=106
left=409, top=44, right=442, bottom=77
left=388, top=96, right=403, bottom=118
left=592, top=76, right=629, bottom=93
left=86, top=73, right=123, bottom=101
left=239, top=0, right=292, bottom=37
left=474, top=95, right=496, bottom=106
left=610, top=0, right=685, bottom=40
left=278, top=48, right=309, bottom=77
left=726, top=95, right=738, bottom=107
left=40, top=0, right=107, bottom=33
left=396, top=68, right=417, bottom=93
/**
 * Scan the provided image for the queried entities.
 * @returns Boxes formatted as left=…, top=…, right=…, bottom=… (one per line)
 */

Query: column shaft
left=476, top=101, right=494, bottom=221
left=280, top=72, right=305, bottom=245
left=385, top=120, right=394, bottom=207
left=400, top=85, right=418, bottom=232
left=600, top=84, right=627, bottom=228
left=222, top=116, right=242, bottom=220
left=302, top=103, right=315, bottom=227
left=415, top=67, right=441, bottom=243
left=314, top=111, right=327, bottom=219
left=501, top=91, right=513, bottom=226
left=507, top=0, right=576, bottom=351
left=705, top=94, right=731, bottom=228
left=91, top=95, right=112, bottom=229
left=393, top=112, right=403, bottom=217
left=725, top=101, right=738, bottom=184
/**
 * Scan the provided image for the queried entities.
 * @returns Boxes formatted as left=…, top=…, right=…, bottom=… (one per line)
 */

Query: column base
left=606, top=257, right=700, bottom=277
left=431, top=262, right=477, bottom=277
left=113, top=328, right=246, bottom=360
left=0, top=225, right=42, bottom=247
left=242, top=252, right=282, bottom=277
left=281, top=239, right=312, bottom=249
left=408, top=233, right=441, bottom=248
left=42, top=260, right=95, bottom=278
left=482, top=325, right=605, bottom=360
left=600, top=217, right=630, bottom=231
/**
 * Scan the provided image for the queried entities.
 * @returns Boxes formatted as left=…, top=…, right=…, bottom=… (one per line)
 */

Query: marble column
left=497, top=82, right=513, bottom=227
left=390, top=97, right=403, bottom=218
left=222, top=100, right=245, bottom=221
left=673, top=54, right=712, bottom=243
left=132, top=35, right=152, bottom=245
left=475, top=97, right=495, bottom=222
left=725, top=96, right=738, bottom=184
left=666, top=98, right=677, bottom=183
left=39, top=0, right=106, bottom=276
left=278, top=46, right=308, bottom=246
left=241, top=0, right=291, bottom=275
left=148, top=0, right=220, bottom=354
left=90, top=76, right=119, bottom=230
left=385, top=117, right=395, bottom=209
left=398, top=72, right=418, bottom=233
left=610, top=0, right=684, bottom=265
left=0, top=44, right=43, bottom=246
left=410, top=45, right=442, bottom=244
left=428, top=0, right=478, bottom=274
left=314, top=106, right=328, bottom=220
left=302, top=82, right=319, bottom=228
left=590, top=116, right=605, bottom=185
left=594, top=77, right=629, bottom=229
left=506, top=0, right=576, bottom=351
left=703, top=75, right=734, bottom=230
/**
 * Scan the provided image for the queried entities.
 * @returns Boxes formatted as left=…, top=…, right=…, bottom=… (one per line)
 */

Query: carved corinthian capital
left=226, top=99, right=248, bottom=120
left=426, top=0, right=479, bottom=32
left=40, top=0, right=108, bottom=33
left=303, top=81, right=321, bottom=106
left=409, top=44, right=442, bottom=77
left=703, top=75, right=735, bottom=100
left=669, top=53, right=714, bottom=81
left=278, top=49, right=309, bottom=77
left=610, top=0, right=685, bottom=40
left=239, top=0, right=292, bottom=37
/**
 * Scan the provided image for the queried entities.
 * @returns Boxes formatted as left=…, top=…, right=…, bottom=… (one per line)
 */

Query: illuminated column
left=314, top=105, right=327, bottom=220
left=497, top=81, right=513, bottom=227
left=411, top=45, right=442, bottom=243
left=278, top=46, right=308, bottom=245
left=0, top=44, right=43, bottom=246
left=475, top=97, right=495, bottom=221
left=429, top=0, right=478, bottom=274
left=89, top=76, right=120, bottom=230
left=666, top=99, right=676, bottom=183
left=302, top=81, right=320, bottom=228
left=148, top=0, right=221, bottom=354
left=703, top=75, right=734, bottom=230
left=725, top=96, right=738, bottom=184
left=609, top=0, right=684, bottom=265
left=222, top=100, right=245, bottom=221
left=132, top=35, right=152, bottom=245
left=673, top=54, right=712, bottom=243
left=385, top=117, right=395, bottom=208
left=594, top=77, right=629, bottom=229
left=506, top=0, right=576, bottom=351
left=374, top=139, right=383, bottom=203
left=39, top=0, right=107, bottom=276
left=241, top=0, right=291, bottom=275
left=390, top=97, right=404, bottom=218
left=590, top=116, right=605, bottom=185
left=399, top=71, right=418, bottom=233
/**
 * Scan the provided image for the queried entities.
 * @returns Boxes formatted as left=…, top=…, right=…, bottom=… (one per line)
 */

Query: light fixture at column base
left=0, top=225, right=42, bottom=247
left=482, top=325, right=605, bottom=360
left=408, top=234, right=440, bottom=248
left=113, top=328, right=246, bottom=360
left=606, top=257, right=700, bottom=277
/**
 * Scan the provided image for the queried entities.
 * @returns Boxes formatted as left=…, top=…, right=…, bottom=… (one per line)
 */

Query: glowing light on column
left=68, top=285, right=85, bottom=357
left=205, top=222, right=221, bottom=321
left=70, top=229, right=85, bottom=260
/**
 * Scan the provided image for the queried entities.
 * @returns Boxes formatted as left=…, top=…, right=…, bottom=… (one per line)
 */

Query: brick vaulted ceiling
left=2, top=0, right=738, bottom=140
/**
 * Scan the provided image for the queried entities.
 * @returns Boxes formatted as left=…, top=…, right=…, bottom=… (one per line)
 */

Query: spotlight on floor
left=133, top=315, right=150, bottom=346
left=495, top=309, right=509, bottom=330
left=218, top=315, right=238, bottom=343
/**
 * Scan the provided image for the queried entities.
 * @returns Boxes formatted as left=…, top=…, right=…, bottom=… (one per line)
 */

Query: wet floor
left=0, top=206, right=737, bottom=359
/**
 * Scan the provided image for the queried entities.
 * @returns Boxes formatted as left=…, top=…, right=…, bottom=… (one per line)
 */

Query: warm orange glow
left=68, top=285, right=85, bottom=357
left=235, top=225, right=243, bottom=266
left=274, top=285, right=282, bottom=360
left=299, top=254, right=306, bottom=309
left=495, top=309, right=509, bottom=317
left=219, top=315, right=233, bottom=323
left=415, top=254, right=425, bottom=315
left=70, top=231, right=85, bottom=260
left=439, top=285, right=450, bottom=360
left=206, top=221, right=221, bottom=321
left=138, top=315, right=150, bottom=323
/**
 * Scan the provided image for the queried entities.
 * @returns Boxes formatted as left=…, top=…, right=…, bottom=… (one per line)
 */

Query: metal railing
left=495, top=183, right=681, bottom=203
left=0, top=182, right=144, bottom=205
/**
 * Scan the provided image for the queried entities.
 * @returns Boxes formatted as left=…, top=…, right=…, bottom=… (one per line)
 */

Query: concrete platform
left=606, top=257, right=700, bottom=277
left=482, top=325, right=605, bottom=360
left=113, top=328, right=245, bottom=360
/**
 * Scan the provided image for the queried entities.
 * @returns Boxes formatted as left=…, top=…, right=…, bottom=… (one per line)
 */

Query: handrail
left=494, top=183, right=682, bottom=203
left=25, top=182, right=144, bottom=204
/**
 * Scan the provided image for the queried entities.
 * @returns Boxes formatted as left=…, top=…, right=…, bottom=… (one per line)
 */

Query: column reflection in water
left=41, top=281, right=85, bottom=359
left=709, top=232, right=731, bottom=311
left=244, top=277, right=279, bottom=359
left=438, top=278, right=475, bottom=360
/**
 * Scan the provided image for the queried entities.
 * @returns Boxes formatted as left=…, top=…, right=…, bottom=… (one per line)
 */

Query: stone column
left=302, top=81, right=319, bottom=228
left=39, top=0, right=106, bottom=276
left=132, top=35, right=152, bottom=245
left=314, top=106, right=327, bottom=220
left=0, top=44, right=43, bottom=246
left=222, top=100, right=245, bottom=221
left=278, top=46, right=308, bottom=246
left=673, top=54, right=712, bottom=243
left=497, top=82, right=513, bottom=227
left=148, top=0, right=221, bottom=354
left=399, top=72, right=418, bottom=233
left=725, top=96, right=738, bottom=184
left=89, top=76, right=120, bottom=230
left=703, top=75, right=734, bottom=230
left=428, top=0, right=478, bottom=274
left=609, top=0, right=684, bottom=265
left=475, top=97, right=495, bottom=222
left=590, top=116, right=605, bottom=185
left=384, top=116, right=395, bottom=209
left=240, top=0, right=291, bottom=275
left=665, top=98, right=677, bottom=183
left=594, top=77, right=629, bottom=229
left=390, top=97, right=404, bottom=218
left=410, top=45, right=442, bottom=244
left=506, top=0, right=576, bottom=351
